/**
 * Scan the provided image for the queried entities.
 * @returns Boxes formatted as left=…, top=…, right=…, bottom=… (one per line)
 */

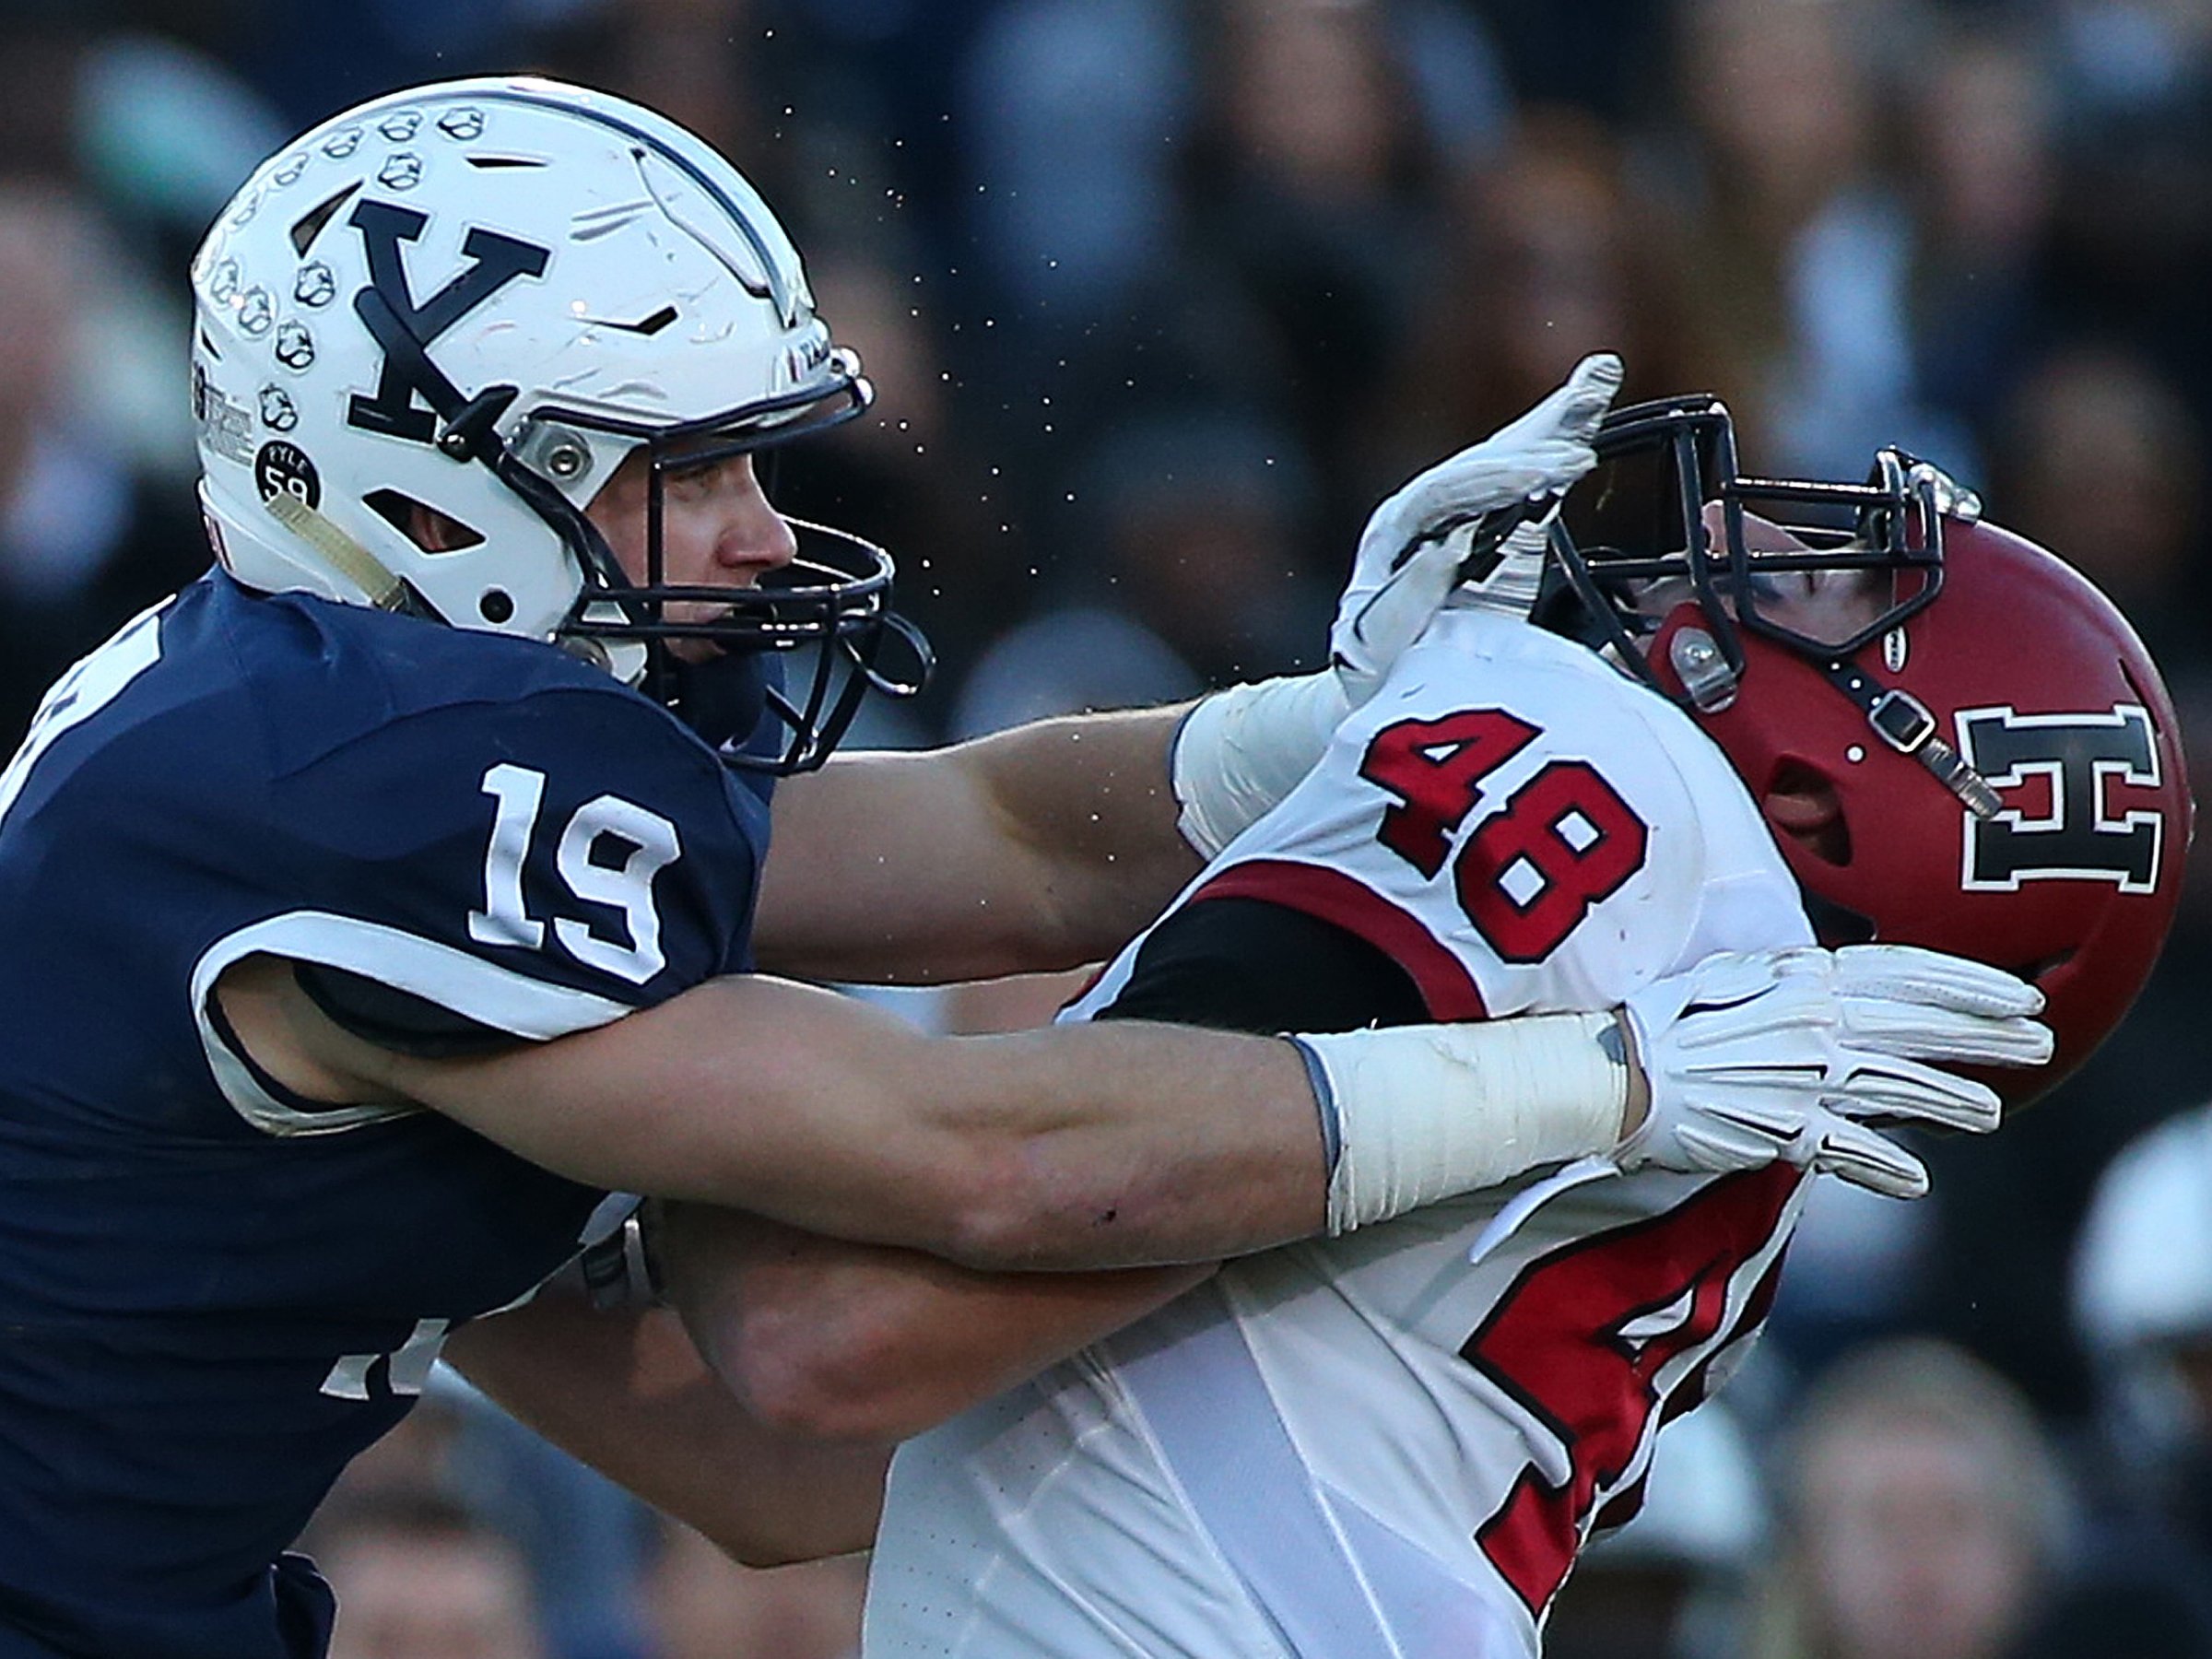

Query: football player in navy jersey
left=0, top=78, right=2049, bottom=1659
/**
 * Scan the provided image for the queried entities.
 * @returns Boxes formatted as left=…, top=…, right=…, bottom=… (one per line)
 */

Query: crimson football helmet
left=1545, top=394, right=2192, bottom=1105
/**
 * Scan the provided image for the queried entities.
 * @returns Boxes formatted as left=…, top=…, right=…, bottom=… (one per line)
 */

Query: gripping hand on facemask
left=1332, top=349, right=1624, bottom=687
left=1613, top=943, right=2053, bottom=1199
left=1171, top=353, right=1625, bottom=859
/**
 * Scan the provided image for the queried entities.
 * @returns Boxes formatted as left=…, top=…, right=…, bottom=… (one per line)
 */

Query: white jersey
left=865, top=610, right=1817, bottom=1658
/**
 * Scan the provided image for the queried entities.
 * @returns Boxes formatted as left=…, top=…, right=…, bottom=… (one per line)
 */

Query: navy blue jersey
left=0, top=572, right=773, bottom=1657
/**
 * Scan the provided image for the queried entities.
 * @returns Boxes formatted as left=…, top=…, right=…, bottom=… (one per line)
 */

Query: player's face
left=1705, top=503, right=1888, bottom=645
left=584, top=447, right=798, bottom=653
left=1625, top=505, right=1888, bottom=644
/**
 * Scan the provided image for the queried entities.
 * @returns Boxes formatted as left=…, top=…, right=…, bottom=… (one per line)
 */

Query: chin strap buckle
left=1866, top=687, right=1938, bottom=753
left=1821, top=663, right=2001, bottom=819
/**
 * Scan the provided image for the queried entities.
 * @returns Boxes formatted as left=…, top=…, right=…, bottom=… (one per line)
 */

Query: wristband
left=1293, top=1013, right=1630, bottom=1234
left=1170, top=673, right=1348, bottom=859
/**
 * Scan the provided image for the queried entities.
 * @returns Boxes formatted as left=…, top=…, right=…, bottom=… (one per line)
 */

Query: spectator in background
left=2060, top=1102, right=2212, bottom=1657
left=1991, top=342, right=2208, bottom=677
left=1901, top=19, right=2062, bottom=453
left=2041, top=0, right=2212, bottom=417
left=1177, top=0, right=1486, bottom=524
left=956, top=0, right=1192, bottom=330
left=949, top=0, right=1505, bottom=543
left=945, top=0, right=1200, bottom=516
left=1546, top=1400, right=1770, bottom=1659
left=0, top=6, right=87, bottom=183
left=310, top=1372, right=658, bottom=1659
left=1363, top=107, right=1718, bottom=504
left=313, top=1490, right=549, bottom=1659
left=0, top=179, right=204, bottom=742
left=1746, top=1339, right=2067, bottom=1659
left=1658, top=0, right=1963, bottom=478
left=1477, top=0, right=1674, bottom=127
left=950, top=407, right=1324, bottom=739
left=0, top=4, right=273, bottom=482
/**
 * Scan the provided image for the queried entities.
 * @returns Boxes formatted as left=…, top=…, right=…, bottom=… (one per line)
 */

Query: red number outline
left=1463, top=1166, right=1800, bottom=1615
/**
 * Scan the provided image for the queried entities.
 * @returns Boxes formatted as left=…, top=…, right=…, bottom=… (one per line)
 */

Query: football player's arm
left=658, top=1205, right=1214, bottom=1442
left=217, top=951, right=1335, bottom=1269
left=754, top=704, right=1201, bottom=985
left=218, top=933, right=2028, bottom=1272
left=655, top=902, right=1416, bottom=1441
left=747, top=356, right=1638, bottom=987
left=441, top=1291, right=887, bottom=1565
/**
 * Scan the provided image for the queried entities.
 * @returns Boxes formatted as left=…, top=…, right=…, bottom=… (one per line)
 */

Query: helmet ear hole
left=1762, top=759, right=1852, bottom=867
left=365, top=489, right=486, bottom=554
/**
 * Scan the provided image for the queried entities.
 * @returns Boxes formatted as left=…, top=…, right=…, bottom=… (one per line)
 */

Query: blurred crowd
left=4, top=0, right=2211, bottom=1653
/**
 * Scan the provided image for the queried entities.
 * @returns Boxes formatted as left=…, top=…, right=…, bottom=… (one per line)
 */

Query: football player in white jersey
left=669, top=393, right=2189, bottom=1658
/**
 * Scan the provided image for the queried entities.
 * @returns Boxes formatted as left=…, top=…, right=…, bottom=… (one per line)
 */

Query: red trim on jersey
left=1188, top=858, right=1490, bottom=1020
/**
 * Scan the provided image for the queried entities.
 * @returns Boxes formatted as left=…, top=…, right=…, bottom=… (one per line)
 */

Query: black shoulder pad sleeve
left=1092, top=896, right=1428, bottom=1038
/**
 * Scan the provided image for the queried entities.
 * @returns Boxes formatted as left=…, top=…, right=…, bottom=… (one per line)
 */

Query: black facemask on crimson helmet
left=1539, top=394, right=2192, bottom=1107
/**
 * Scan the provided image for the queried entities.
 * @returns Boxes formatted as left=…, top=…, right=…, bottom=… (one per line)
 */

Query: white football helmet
left=189, top=76, right=922, bottom=770
left=2074, top=1103, right=2212, bottom=1469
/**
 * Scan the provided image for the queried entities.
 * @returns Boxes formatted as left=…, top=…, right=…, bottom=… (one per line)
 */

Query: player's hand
left=1171, top=353, right=1622, bottom=860
left=1612, top=944, right=2053, bottom=1199
left=1330, top=351, right=1624, bottom=700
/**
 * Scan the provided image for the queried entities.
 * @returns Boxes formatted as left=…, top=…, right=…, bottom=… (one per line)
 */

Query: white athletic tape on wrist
left=1171, top=673, right=1349, bottom=860
left=1296, top=1012, right=1630, bottom=1234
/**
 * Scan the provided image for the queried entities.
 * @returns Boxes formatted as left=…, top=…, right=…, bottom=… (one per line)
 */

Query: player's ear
left=1761, top=759, right=1850, bottom=867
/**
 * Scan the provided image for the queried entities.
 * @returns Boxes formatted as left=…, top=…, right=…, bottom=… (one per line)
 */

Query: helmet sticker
left=1958, top=705, right=2165, bottom=892
left=257, top=387, right=300, bottom=432
left=294, top=262, right=336, bottom=308
left=275, top=322, right=316, bottom=371
left=254, top=440, right=322, bottom=510
left=194, top=364, right=257, bottom=464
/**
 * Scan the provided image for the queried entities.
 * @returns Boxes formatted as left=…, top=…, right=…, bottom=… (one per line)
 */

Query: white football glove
left=1615, top=944, right=2053, bottom=1199
left=1332, top=350, right=1625, bottom=691
left=1172, top=352, right=1626, bottom=858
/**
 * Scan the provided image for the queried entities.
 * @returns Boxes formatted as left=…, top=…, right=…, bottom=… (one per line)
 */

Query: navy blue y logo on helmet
left=345, top=199, right=548, bottom=444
